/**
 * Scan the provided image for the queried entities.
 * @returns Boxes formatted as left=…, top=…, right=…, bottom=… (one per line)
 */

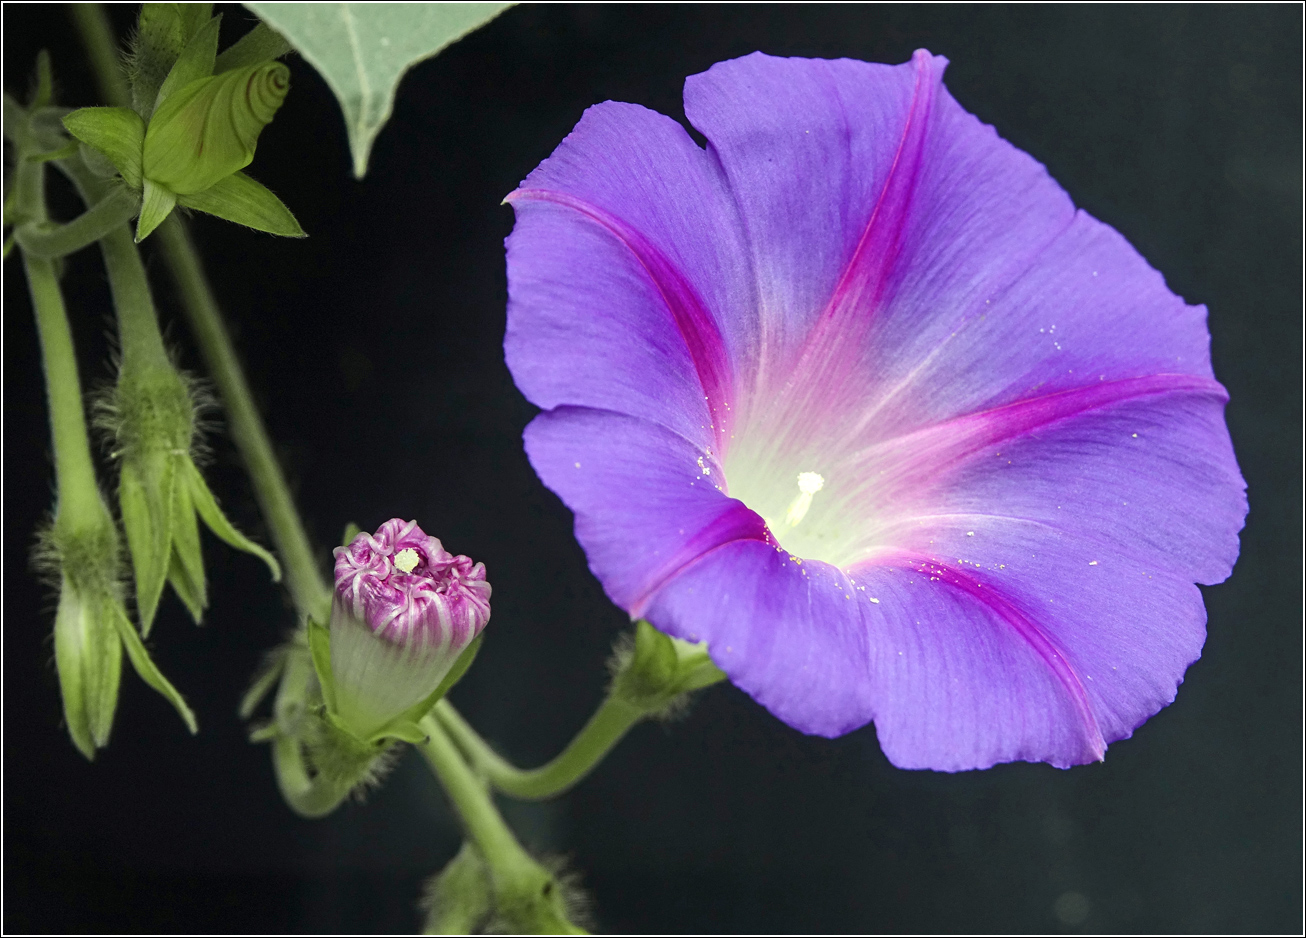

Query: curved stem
left=271, top=734, right=352, bottom=819
left=12, top=133, right=98, bottom=523
left=418, top=715, right=539, bottom=876
left=435, top=695, right=644, bottom=801
left=15, top=186, right=140, bottom=259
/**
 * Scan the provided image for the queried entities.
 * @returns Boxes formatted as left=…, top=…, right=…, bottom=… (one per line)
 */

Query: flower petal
left=505, top=101, right=756, bottom=451
left=523, top=406, right=767, bottom=612
left=684, top=50, right=943, bottom=364
left=641, top=541, right=878, bottom=739
left=642, top=539, right=1108, bottom=769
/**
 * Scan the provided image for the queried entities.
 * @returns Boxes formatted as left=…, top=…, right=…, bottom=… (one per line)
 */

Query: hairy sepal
left=61, top=107, right=145, bottom=188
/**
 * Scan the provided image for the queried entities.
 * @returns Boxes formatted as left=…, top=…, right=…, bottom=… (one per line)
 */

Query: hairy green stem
left=435, top=695, right=644, bottom=801
left=271, top=734, right=353, bottom=818
left=15, top=186, right=141, bottom=259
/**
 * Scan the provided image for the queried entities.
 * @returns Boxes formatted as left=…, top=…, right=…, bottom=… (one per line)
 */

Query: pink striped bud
left=328, top=519, right=491, bottom=738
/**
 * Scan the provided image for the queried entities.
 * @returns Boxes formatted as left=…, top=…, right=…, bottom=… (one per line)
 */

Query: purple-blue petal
left=523, top=406, right=767, bottom=613
left=505, top=49, right=1247, bottom=771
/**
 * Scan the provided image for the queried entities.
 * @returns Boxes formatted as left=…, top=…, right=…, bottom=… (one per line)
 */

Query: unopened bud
left=47, top=520, right=125, bottom=760
left=328, top=520, right=491, bottom=739
left=142, top=62, right=289, bottom=196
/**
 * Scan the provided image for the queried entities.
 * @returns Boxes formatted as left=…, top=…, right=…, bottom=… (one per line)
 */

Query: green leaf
left=166, top=469, right=207, bottom=623
left=182, top=456, right=282, bottom=581
left=155, top=13, right=221, bottom=108
left=177, top=171, right=305, bottom=237
left=28, top=140, right=80, bottom=164
left=177, top=3, right=216, bottom=42
left=136, top=178, right=177, bottom=242
left=62, top=107, right=145, bottom=189
left=166, top=550, right=205, bottom=623
left=306, top=616, right=336, bottom=711
left=244, top=2, right=514, bottom=177
left=215, top=21, right=293, bottom=73
left=118, top=452, right=175, bottom=636
left=110, top=601, right=198, bottom=734
left=341, top=522, right=362, bottom=546
left=239, top=644, right=289, bottom=719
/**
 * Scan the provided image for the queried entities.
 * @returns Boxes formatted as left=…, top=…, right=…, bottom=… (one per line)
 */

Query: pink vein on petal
left=626, top=500, right=771, bottom=618
left=848, top=373, right=1228, bottom=476
left=861, top=548, right=1107, bottom=762
left=791, top=51, right=938, bottom=375
left=507, top=187, right=735, bottom=451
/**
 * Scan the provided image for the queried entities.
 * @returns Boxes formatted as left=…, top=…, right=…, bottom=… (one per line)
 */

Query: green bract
left=143, top=63, right=291, bottom=195
left=106, top=364, right=282, bottom=634
left=60, top=6, right=302, bottom=242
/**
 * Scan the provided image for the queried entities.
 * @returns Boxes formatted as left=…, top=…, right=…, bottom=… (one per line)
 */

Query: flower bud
left=328, top=520, right=491, bottom=739
left=39, top=506, right=197, bottom=759
left=50, top=557, right=124, bottom=760
left=142, top=62, right=290, bottom=196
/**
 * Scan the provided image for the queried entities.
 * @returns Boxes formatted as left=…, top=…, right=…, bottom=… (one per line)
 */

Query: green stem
left=25, top=249, right=102, bottom=525
left=417, top=714, right=541, bottom=880
left=99, top=223, right=171, bottom=371
left=70, top=3, right=130, bottom=108
left=271, top=734, right=352, bottom=818
left=435, top=695, right=644, bottom=801
left=267, top=649, right=351, bottom=817
left=155, top=217, right=330, bottom=620
left=13, top=142, right=97, bottom=523
left=14, top=186, right=141, bottom=259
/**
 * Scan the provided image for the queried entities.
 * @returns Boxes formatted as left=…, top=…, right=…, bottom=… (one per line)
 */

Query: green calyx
left=421, top=842, right=591, bottom=935
left=609, top=619, right=727, bottom=716
left=306, top=615, right=484, bottom=746
left=60, top=6, right=303, bottom=243
left=245, top=638, right=399, bottom=819
left=40, top=505, right=198, bottom=760
left=105, top=366, right=280, bottom=634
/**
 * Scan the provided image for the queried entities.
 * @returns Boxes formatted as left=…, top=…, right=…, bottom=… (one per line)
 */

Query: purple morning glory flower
left=503, top=51, right=1247, bottom=771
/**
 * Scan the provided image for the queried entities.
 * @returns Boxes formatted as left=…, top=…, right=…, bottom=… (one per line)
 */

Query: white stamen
left=393, top=548, right=420, bottom=574
left=784, top=472, right=825, bottom=527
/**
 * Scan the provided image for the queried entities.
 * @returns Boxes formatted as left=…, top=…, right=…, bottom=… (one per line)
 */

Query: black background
left=4, top=3, right=1301, bottom=934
